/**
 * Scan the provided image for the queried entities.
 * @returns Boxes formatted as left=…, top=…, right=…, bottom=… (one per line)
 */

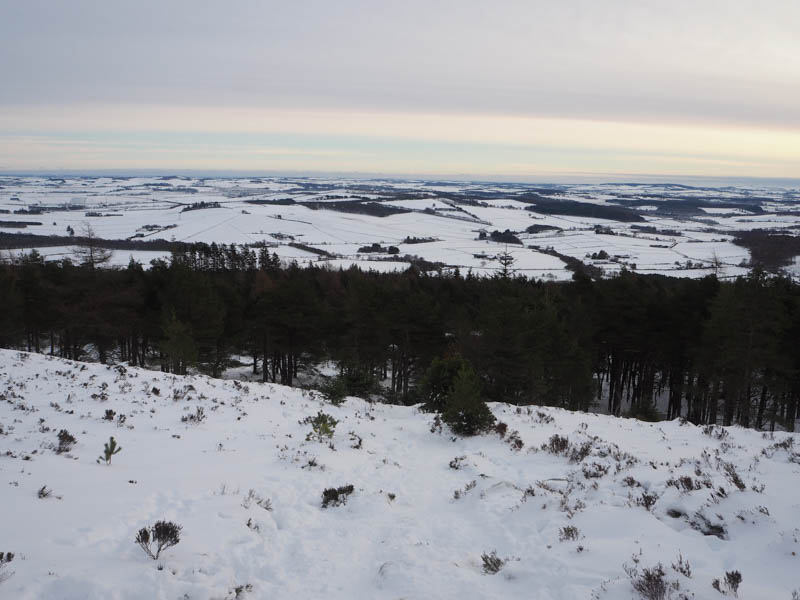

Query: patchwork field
left=2, top=176, right=799, bottom=279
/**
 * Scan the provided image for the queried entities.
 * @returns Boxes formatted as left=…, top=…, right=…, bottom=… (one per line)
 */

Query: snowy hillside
left=1, top=350, right=799, bottom=599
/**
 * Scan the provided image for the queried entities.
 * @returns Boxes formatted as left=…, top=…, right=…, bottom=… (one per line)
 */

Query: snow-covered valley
left=2, top=176, right=799, bottom=280
left=1, top=350, right=799, bottom=599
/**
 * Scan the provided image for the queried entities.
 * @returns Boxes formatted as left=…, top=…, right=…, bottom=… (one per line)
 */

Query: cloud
left=1, top=1, right=798, bottom=176
left=1, top=107, right=798, bottom=177
left=2, top=1, right=799, bottom=128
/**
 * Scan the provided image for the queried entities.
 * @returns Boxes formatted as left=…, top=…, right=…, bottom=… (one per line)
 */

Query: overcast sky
left=1, top=0, right=798, bottom=179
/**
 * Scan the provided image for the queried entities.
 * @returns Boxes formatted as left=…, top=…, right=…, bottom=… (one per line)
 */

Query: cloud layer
left=1, top=1, right=798, bottom=177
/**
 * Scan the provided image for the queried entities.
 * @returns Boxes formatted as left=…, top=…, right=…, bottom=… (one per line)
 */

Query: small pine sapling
left=135, top=521, right=182, bottom=560
left=97, top=436, right=122, bottom=465
left=304, top=411, right=338, bottom=442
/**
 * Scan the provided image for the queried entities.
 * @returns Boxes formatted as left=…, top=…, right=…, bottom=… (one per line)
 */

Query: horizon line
left=2, top=168, right=799, bottom=188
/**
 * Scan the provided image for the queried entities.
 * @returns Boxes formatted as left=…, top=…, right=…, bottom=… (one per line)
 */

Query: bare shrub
left=481, top=550, right=505, bottom=574
left=430, top=414, right=443, bottom=434
left=544, top=434, right=570, bottom=455
left=321, top=484, right=354, bottom=508
left=246, top=518, right=260, bottom=532
left=181, top=406, right=205, bottom=424
left=232, top=583, right=254, bottom=598
left=348, top=431, right=362, bottom=449
left=506, top=430, right=524, bottom=450
left=667, top=476, right=699, bottom=492
left=0, top=552, right=14, bottom=584
left=559, top=526, right=580, bottom=541
left=625, top=562, right=668, bottom=600
left=453, top=480, right=477, bottom=500
left=712, top=570, right=742, bottom=597
left=582, top=462, right=609, bottom=478
left=721, top=462, right=745, bottom=491
left=671, top=553, right=692, bottom=578
left=702, top=425, right=729, bottom=440
left=56, top=429, right=76, bottom=454
left=638, top=491, right=659, bottom=511
left=725, top=570, right=742, bottom=595
left=449, top=456, right=466, bottom=470
left=135, top=521, right=182, bottom=560
left=690, top=512, right=726, bottom=539
left=242, top=489, right=272, bottom=511
left=570, top=441, right=594, bottom=463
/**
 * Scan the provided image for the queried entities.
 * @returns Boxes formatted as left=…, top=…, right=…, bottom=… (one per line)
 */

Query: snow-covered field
left=2, top=350, right=799, bottom=599
left=1, top=176, right=798, bottom=279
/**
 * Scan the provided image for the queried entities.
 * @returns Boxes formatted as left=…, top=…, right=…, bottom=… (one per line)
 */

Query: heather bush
left=56, top=429, right=76, bottom=454
left=0, top=552, right=14, bottom=584
left=321, top=484, right=354, bottom=508
left=559, top=526, right=580, bottom=541
left=181, top=406, right=206, bottom=424
left=481, top=550, right=505, bottom=574
left=712, top=570, right=742, bottom=596
left=135, top=521, right=182, bottom=560
left=625, top=562, right=668, bottom=600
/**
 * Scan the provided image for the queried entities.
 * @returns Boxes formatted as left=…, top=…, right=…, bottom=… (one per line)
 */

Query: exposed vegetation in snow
left=1, top=350, right=799, bottom=599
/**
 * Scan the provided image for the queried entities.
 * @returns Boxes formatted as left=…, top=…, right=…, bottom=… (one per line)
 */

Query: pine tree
left=420, top=354, right=471, bottom=412
left=442, top=365, right=496, bottom=436
left=160, top=310, right=198, bottom=375
left=496, top=246, right=515, bottom=278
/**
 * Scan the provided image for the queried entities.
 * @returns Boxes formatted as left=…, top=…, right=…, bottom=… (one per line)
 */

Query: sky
left=1, top=0, right=799, bottom=180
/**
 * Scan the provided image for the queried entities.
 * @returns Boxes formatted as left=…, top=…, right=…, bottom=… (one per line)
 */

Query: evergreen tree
left=420, top=354, right=471, bottom=412
left=442, top=364, right=496, bottom=436
left=160, top=310, right=198, bottom=375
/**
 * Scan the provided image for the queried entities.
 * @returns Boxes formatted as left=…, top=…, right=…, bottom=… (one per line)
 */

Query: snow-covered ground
left=2, top=350, right=799, bottom=599
left=1, top=176, right=798, bottom=279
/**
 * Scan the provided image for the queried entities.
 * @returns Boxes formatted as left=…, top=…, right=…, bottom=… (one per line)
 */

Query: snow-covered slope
left=1, top=350, right=798, bottom=599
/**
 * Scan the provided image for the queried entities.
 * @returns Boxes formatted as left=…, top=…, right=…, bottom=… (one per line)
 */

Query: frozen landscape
left=3, top=2, right=800, bottom=598
left=1, top=349, right=799, bottom=599
left=2, top=176, right=799, bottom=279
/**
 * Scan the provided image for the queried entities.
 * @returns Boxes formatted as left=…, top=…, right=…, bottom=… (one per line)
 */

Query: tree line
left=1, top=243, right=798, bottom=431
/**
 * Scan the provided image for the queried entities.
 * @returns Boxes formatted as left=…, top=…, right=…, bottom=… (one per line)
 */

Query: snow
left=1, top=350, right=799, bottom=599
left=2, top=176, right=798, bottom=279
